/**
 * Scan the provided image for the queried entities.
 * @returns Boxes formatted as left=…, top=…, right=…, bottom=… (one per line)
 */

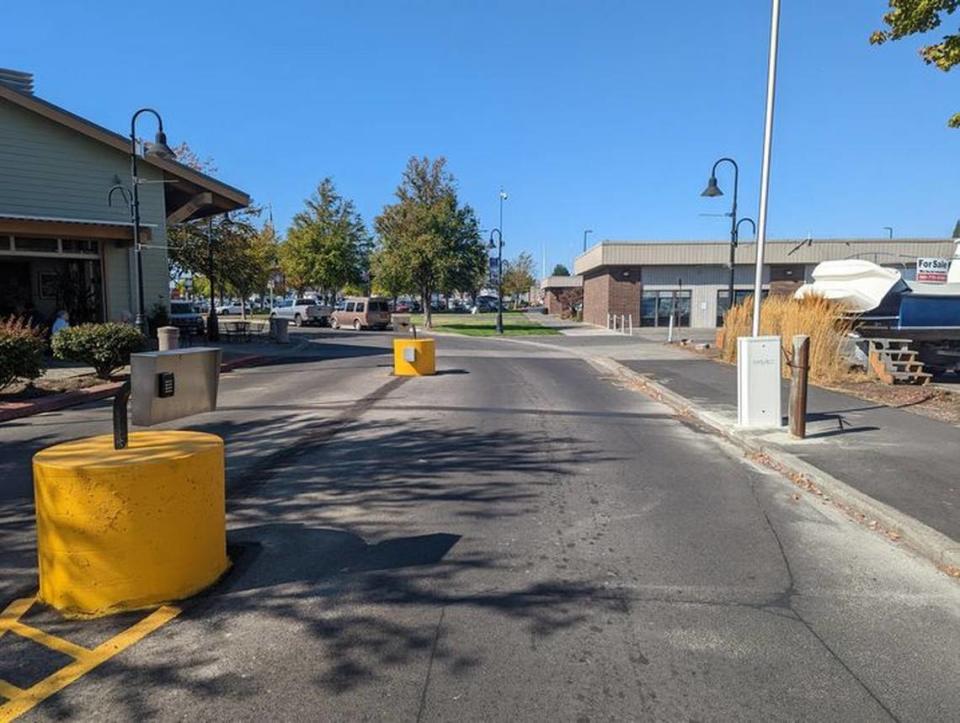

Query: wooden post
left=789, top=334, right=810, bottom=439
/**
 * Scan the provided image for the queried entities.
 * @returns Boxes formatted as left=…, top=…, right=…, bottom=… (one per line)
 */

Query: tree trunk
left=422, top=287, right=432, bottom=328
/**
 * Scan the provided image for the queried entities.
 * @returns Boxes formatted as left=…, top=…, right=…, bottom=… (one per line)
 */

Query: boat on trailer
left=795, top=246, right=960, bottom=372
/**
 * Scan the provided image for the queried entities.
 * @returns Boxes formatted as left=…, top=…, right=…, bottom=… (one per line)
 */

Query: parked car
left=271, top=298, right=331, bottom=327
left=471, top=296, right=499, bottom=313
left=169, top=301, right=205, bottom=337
left=216, top=302, right=250, bottom=316
left=330, top=296, right=391, bottom=330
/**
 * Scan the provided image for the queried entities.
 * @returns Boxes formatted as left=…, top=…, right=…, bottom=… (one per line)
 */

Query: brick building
left=540, top=275, right=582, bottom=316
left=574, top=238, right=956, bottom=329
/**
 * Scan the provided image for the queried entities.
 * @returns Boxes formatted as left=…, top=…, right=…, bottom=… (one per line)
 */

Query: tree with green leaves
left=502, top=251, right=537, bottom=305
left=871, top=1, right=960, bottom=126
left=370, top=246, right=412, bottom=302
left=280, top=179, right=369, bottom=299
left=551, top=263, right=571, bottom=276
left=374, top=157, right=482, bottom=328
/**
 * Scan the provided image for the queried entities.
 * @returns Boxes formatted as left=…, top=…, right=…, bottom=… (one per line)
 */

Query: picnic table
left=220, top=319, right=252, bottom=342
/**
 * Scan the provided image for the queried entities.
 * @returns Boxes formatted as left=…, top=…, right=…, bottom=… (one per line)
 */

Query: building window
left=641, top=290, right=691, bottom=327
left=12, top=237, right=59, bottom=254
left=716, top=289, right=769, bottom=326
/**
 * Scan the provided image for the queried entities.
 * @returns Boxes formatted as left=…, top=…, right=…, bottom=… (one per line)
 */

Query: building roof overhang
left=0, top=213, right=152, bottom=242
left=0, top=84, right=251, bottom=223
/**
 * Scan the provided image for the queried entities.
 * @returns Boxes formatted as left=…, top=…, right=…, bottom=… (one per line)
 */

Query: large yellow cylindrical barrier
left=393, top=338, right=436, bottom=376
left=33, top=431, right=228, bottom=617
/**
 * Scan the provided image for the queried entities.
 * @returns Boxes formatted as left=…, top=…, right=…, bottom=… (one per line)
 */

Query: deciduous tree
left=280, top=179, right=369, bottom=298
left=871, top=1, right=960, bottom=126
left=503, top=251, right=537, bottom=304
left=374, top=157, right=482, bottom=327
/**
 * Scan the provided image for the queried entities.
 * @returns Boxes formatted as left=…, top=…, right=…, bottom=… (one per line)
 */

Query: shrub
left=0, top=317, right=46, bottom=391
left=720, top=294, right=855, bottom=382
left=51, top=322, right=146, bottom=379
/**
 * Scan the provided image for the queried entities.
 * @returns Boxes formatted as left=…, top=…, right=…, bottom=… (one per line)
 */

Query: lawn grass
left=408, top=311, right=558, bottom=336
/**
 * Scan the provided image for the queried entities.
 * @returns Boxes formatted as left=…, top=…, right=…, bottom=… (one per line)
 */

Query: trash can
left=157, top=326, right=179, bottom=351
left=272, top=317, right=290, bottom=344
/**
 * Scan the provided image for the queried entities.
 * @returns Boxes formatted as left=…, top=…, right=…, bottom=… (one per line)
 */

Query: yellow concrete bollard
left=33, top=430, right=229, bottom=617
left=393, top=338, right=436, bottom=376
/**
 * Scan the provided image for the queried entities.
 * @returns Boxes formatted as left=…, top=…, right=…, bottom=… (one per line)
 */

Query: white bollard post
left=629, top=314, right=633, bottom=335
left=667, top=313, right=674, bottom=343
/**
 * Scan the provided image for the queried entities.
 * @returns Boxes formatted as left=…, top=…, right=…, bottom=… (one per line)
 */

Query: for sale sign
left=916, top=257, right=950, bottom=283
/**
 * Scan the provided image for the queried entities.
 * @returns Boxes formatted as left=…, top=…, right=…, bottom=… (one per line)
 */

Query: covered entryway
left=0, top=231, right=106, bottom=326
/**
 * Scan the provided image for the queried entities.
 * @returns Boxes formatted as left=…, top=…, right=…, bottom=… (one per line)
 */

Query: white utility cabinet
left=736, top=336, right=782, bottom=428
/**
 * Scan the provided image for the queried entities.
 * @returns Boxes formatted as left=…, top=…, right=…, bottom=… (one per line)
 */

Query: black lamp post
left=583, top=229, right=593, bottom=253
left=489, top=228, right=504, bottom=335
left=701, top=157, right=743, bottom=318
left=129, top=108, right=176, bottom=336
left=207, top=215, right=220, bottom=341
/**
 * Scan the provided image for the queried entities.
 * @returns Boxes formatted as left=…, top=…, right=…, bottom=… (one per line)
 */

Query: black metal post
left=129, top=108, right=168, bottom=337
left=112, top=380, right=132, bottom=450
left=497, top=189, right=507, bottom=335
left=582, top=229, right=593, bottom=253
left=207, top=216, right=219, bottom=341
left=490, top=228, right=504, bottom=335
left=714, top=158, right=739, bottom=315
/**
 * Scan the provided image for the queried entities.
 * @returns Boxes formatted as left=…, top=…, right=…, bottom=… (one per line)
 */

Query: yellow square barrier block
left=393, top=338, right=436, bottom=376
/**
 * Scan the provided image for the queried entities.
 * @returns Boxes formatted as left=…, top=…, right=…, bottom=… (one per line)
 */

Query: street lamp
left=582, top=229, right=593, bottom=253
left=701, top=157, right=741, bottom=316
left=489, top=228, right=504, bottom=335
left=206, top=215, right=220, bottom=341
left=129, top=108, right=176, bottom=336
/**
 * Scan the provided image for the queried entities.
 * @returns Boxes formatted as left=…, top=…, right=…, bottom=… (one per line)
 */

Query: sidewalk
left=613, top=348, right=960, bottom=546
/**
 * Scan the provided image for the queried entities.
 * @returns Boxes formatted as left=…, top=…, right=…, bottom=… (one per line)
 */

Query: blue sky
left=7, top=1, right=959, bottom=273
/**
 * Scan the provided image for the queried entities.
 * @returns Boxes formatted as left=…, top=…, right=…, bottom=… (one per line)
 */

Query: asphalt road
left=2, top=328, right=959, bottom=721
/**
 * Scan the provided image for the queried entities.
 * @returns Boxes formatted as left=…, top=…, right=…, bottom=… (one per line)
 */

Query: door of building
left=641, top=290, right=691, bottom=327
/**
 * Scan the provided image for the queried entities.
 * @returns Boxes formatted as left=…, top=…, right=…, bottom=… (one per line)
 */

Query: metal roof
left=573, top=239, right=958, bottom=275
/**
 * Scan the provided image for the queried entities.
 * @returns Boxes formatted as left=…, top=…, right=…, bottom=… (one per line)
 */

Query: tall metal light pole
left=129, top=108, right=176, bottom=336
left=489, top=228, right=504, bottom=334
left=883, top=226, right=894, bottom=239
left=496, top=189, right=508, bottom=333
left=701, top=158, right=740, bottom=316
left=582, top=229, right=593, bottom=253
left=751, top=0, right=782, bottom=337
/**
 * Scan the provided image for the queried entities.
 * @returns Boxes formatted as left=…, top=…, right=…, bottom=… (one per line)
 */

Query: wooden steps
left=867, top=339, right=932, bottom=385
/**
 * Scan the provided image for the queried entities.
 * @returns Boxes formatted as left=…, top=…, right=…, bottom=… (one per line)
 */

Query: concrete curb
left=479, top=333, right=960, bottom=576
left=0, top=382, right=122, bottom=423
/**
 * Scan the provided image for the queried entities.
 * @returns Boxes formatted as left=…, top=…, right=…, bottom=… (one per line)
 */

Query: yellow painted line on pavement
left=6, top=620, right=92, bottom=660
left=0, top=597, right=33, bottom=641
left=0, top=600, right=180, bottom=722
left=0, top=681, right=23, bottom=701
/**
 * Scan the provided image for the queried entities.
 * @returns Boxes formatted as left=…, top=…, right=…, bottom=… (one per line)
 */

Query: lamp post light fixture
left=701, top=157, right=742, bottom=316
left=582, top=229, right=593, bottom=253
left=489, top=228, right=504, bottom=335
left=129, top=108, right=176, bottom=336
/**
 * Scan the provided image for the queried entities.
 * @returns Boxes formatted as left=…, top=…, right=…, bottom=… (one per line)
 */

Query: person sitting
left=51, top=310, right=70, bottom=335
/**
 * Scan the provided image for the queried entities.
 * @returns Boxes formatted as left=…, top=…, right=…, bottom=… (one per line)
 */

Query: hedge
left=52, top=322, right=147, bottom=379
left=0, top=317, right=46, bottom=391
